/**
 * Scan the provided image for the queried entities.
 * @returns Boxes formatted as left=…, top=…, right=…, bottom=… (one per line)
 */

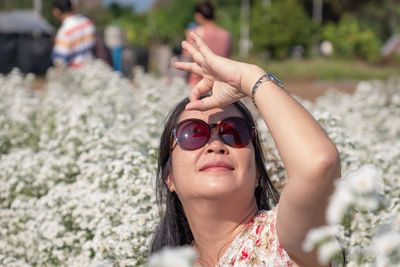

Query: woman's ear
left=165, top=174, right=176, bottom=192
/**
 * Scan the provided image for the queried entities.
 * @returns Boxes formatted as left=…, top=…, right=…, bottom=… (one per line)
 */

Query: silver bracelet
left=251, top=73, right=284, bottom=108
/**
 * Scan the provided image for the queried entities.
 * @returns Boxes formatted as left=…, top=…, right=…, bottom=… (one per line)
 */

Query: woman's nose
left=206, top=131, right=227, bottom=154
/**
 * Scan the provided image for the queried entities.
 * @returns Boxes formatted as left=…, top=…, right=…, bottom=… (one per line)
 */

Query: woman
left=151, top=32, right=341, bottom=266
left=184, top=0, right=231, bottom=87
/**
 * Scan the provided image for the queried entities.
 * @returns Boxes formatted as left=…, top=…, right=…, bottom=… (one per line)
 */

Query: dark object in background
left=92, top=33, right=113, bottom=67
left=172, top=45, right=182, bottom=56
left=17, top=32, right=53, bottom=74
left=121, top=46, right=149, bottom=77
left=0, top=34, right=17, bottom=74
left=0, top=10, right=54, bottom=75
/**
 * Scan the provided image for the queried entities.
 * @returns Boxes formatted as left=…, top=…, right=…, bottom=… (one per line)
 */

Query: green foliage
left=42, top=0, right=61, bottom=28
left=148, top=0, right=243, bottom=48
left=322, top=14, right=382, bottom=62
left=104, top=0, right=242, bottom=49
left=250, top=0, right=316, bottom=59
left=100, top=5, right=149, bottom=47
left=147, top=0, right=197, bottom=46
left=103, top=0, right=196, bottom=47
left=214, top=0, right=242, bottom=53
left=356, top=1, right=392, bottom=41
left=0, top=0, right=31, bottom=10
left=109, top=12, right=152, bottom=47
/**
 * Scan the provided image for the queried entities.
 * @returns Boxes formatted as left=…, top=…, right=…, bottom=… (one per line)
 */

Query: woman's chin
left=192, top=180, right=245, bottom=199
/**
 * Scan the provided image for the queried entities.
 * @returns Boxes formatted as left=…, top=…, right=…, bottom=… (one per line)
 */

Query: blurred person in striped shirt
left=51, top=0, right=95, bottom=68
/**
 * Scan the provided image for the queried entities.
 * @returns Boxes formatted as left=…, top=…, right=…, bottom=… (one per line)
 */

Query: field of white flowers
left=0, top=60, right=399, bottom=266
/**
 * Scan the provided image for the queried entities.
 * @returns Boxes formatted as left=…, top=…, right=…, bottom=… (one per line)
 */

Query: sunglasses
left=171, top=117, right=255, bottom=151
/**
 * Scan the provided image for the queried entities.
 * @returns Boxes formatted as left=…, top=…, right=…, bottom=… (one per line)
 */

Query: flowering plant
left=0, top=62, right=188, bottom=266
left=303, top=79, right=400, bottom=266
left=0, top=61, right=399, bottom=266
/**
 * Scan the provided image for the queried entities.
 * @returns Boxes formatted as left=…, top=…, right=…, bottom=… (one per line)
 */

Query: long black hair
left=150, top=97, right=280, bottom=253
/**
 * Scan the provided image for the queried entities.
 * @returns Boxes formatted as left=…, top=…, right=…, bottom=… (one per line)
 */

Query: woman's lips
left=199, top=161, right=234, bottom=172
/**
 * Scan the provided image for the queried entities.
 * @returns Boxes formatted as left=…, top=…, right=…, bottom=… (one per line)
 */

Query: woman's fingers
left=186, top=96, right=219, bottom=111
left=187, top=80, right=240, bottom=111
left=190, top=32, right=214, bottom=59
left=174, top=61, right=203, bottom=76
left=181, top=40, right=196, bottom=55
left=189, top=79, right=212, bottom=101
left=182, top=40, right=204, bottom=66
left=187, top=80, right=218, bottom=111
left=181, top=32, right=240, bottom=111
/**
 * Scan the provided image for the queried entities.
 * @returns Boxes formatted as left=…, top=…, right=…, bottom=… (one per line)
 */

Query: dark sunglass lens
left=176, top=120, right=209, bottom=150
left=220, top=118, right=252, bottom=148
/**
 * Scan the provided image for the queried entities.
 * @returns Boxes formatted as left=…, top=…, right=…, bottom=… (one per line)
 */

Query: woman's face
left=166, top=104, right=258, bottom=204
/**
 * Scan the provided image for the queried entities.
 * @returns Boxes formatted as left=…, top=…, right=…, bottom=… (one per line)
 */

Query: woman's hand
left=174, top=32, right=264, bottom=111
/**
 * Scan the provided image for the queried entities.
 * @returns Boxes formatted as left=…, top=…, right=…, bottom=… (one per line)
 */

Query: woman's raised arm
left=175, top=32, right=341, bottom=267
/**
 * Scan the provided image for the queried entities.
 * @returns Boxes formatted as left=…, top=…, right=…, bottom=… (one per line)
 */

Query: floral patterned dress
left=216, top=206, right=294, bottom=267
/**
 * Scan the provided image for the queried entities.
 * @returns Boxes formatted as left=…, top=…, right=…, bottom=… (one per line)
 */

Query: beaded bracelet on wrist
left=251, top=73, right=284, bottom=108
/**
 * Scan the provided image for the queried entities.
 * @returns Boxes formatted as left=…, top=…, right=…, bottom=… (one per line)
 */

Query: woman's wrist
left=240, top=64, right=266, bottom=97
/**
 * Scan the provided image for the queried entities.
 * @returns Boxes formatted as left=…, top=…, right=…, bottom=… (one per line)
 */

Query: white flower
left=326, top=183, right=354, bottom=224
left=303, top=225, right=339, bottom=252
left=317, top=240, right=342, bottom=264
left=354, top=196, right=379, bottom=211
left=148, top=246, right=197, bottom=267
left=346, top=262, right=359, bottom=267
left=372, top=232, right=400, bottom=256
left=393, top=214, right=400, bottom=231
left=345, top=165, right=381, bottom=194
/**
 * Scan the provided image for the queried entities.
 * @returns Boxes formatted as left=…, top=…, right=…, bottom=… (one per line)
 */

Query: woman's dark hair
left=53, top=0, right=72, bottom=14
left=194, top=0, right=215, bottom=20
left=150, top=97, right=280, bottom=253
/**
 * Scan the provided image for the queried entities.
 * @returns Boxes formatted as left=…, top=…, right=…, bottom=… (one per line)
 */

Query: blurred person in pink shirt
left=184, top=0, right=232, bottom=87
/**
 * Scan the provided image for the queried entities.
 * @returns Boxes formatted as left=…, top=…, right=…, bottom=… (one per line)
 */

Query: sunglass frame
left=171, top=116, right=255, bottom=151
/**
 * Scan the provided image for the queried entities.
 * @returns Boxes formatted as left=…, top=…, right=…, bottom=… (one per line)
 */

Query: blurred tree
left=322, top=14, right=381, bottom=61
left=108, top=3, right=132, bottom=18
left=0, top=0, right=31, bottom=10
left=251, top=0, right=316, bottom=59
left=4, top=0, right=398, bottom=60
left=214, top=0, right=242, bottom=54
left=42, top=1, right=61, bottom=28
left=316, top=0, right=400, bottom=40
left=148, top=0, right=197, bottom=46
left=357, top=0, right=400, bottom=41
left=147, top=0, right=243, bottom=49
left=106, top=4, right=152, bottom=47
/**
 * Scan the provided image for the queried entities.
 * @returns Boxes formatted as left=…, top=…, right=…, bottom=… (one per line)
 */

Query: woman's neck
left=196, top=17, right=217, bottom=28
left=199, top=20, right=216, bottom=28
left=184, top=198, right=258, bottom=266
